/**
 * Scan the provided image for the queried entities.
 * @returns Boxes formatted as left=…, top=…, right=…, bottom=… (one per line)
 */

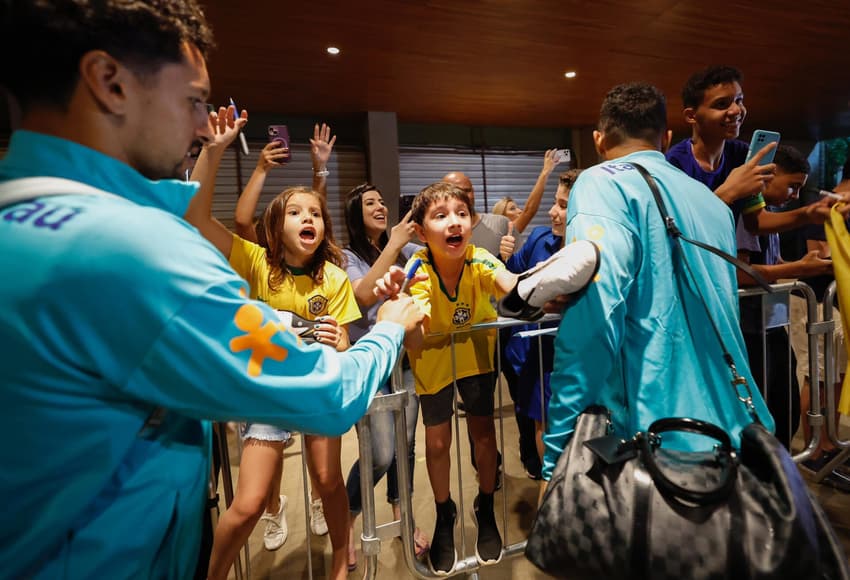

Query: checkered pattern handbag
left=525, top=164, right=850, bottom=579
left=526, top=406, right=849, bottom=579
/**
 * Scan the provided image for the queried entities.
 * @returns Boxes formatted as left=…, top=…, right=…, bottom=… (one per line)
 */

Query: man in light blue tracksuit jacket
left=0, top=2, right=422, bottom=578
left=542, top=83, right=775, bottom=482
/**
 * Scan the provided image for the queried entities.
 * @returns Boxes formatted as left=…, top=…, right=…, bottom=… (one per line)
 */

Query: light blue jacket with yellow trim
left=0, top=131, right=404, bottom=578
left=543, top=150, right=774, bottom=480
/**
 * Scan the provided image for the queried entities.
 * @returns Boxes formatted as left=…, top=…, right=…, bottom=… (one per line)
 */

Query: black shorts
left=419, top=371, right=496, bottom=427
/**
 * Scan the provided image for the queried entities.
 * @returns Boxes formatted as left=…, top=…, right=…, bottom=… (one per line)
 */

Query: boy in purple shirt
left=667, top=65, right=832, bottom=233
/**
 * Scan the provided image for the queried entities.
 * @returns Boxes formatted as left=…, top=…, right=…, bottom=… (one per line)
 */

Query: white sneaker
left=310, top=498, right=329, bottom=536
left=498, top=240, right=599, bottom=320
left=261, top=495, right=288, bottom=551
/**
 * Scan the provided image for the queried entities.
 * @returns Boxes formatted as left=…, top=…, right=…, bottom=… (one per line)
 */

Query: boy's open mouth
left=446, top=234, right=463, bottom=246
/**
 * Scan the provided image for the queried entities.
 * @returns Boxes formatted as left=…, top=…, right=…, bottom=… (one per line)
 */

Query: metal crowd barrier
left=356, top=314, right=560, bottom=580
left=213, top=280, right=848, bottom=579
left=737, top=280, right=848, bottom=470
left=807, top=280, right=850, bottom=485
left=738, top=280, right=819, bottom=460
left=211, top=313, right=553, bottom=580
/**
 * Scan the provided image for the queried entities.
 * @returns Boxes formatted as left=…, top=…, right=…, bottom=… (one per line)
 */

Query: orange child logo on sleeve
left=229, top=303, right=289, bottom=377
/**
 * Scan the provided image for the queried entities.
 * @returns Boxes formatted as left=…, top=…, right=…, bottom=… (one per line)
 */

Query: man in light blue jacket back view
left=0, top=1, right=423, bottom=578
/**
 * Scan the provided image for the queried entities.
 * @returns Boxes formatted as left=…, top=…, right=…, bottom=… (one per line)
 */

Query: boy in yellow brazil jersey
left=380, top=182, right=598, bottom=574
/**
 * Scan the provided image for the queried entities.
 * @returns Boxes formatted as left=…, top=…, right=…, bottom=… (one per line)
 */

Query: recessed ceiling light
left=327, top=46, right=340, bottom=55
left=564, top=71, right=577, bottom=79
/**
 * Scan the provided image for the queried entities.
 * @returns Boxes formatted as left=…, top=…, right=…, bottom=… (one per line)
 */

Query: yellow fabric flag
left=824, top=204, right=850, bottom=415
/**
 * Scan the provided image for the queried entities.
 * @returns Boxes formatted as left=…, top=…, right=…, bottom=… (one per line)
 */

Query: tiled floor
left=215, top=378, right=850, bottom=579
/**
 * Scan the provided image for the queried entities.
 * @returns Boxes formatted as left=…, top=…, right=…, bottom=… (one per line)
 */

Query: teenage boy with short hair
left=667, top=65, right=833, bottom=233
left=502, top=170, right=582, bottom=477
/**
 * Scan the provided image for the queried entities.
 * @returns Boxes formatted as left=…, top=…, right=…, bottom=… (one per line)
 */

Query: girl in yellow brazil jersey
left=185, top=111, right=358, bottom=580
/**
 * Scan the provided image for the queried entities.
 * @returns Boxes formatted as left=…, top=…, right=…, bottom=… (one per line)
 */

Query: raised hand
left=717, top=143, right=777, bottom=203
left=257, top=141, right=290, bottom=172
left=542, top=148, right=563, bottom=174
left=388, top=210, right=417, bottom=249
left=206, top=105, right=248, bottom=153
left=499, top=221, right=516, bottom=260
left=374, top=265, right=428, bottom=300
left=310, top=122, right=337, bottom=168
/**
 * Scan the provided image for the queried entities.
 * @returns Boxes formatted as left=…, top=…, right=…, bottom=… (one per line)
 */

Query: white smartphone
left=554, top=149, right=571, bottom=164
left=745, top=130, right=780, bottom=165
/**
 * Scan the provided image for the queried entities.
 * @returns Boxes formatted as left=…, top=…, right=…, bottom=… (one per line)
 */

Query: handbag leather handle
left=637, top=417, right=738, bottom=506
left=647, top=417, right=734, bottom=451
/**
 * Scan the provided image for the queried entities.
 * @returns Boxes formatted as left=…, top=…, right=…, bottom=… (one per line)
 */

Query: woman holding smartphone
left=342, top=183, right=430, bottom=568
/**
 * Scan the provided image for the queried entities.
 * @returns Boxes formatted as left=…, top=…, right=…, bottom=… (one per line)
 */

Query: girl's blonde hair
left=491, top=196, right=514, bottom=217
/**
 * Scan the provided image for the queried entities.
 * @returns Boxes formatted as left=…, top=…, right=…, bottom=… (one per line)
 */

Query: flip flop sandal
left=348, top=544, right=358, bottom=571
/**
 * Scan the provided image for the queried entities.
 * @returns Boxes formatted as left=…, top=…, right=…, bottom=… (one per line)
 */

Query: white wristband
left=314, top=168, right=329, bottom=177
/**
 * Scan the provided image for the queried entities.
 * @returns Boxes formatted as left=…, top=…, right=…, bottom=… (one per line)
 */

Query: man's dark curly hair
left=0, top=0, right=215, bottom=111
left=597, top=83, right=667, bottom=148
left=681, top=65, right=742, bottom=109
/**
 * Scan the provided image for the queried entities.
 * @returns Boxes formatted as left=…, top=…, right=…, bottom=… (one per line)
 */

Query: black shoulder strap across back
left=630, top=162, right=764, bottom=423
left=630, top=163, right=772, bottom=292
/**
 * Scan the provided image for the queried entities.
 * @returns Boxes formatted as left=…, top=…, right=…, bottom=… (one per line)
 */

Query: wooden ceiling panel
left=202, top=0, right=850, bottom=139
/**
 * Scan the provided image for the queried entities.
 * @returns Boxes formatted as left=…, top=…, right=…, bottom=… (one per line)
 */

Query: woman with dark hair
left=342, top=183, right=430, bottom=568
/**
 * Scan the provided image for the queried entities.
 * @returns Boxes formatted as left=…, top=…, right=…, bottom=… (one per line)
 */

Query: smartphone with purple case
left=267, top=125, right=291, bottom=163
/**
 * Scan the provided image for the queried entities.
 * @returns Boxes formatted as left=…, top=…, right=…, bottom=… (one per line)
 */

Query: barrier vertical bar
left=494, top=324, right=508, bottom=551
left=448, top=333, right=469, bottom=570
left=739, top=282, right=823, bottom=464
left=789, top=282, right=822, bottom=464
left=299, top=440, right=314, bottom=580
left=214, top=423, right=250, bottom=580
left=357, top=405, right=377, bottom=580
left=813, top=281, right=850, bottom=484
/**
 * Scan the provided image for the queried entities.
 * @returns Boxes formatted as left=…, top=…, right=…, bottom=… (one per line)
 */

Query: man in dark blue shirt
left=502, top=170, right=580, bottom=479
